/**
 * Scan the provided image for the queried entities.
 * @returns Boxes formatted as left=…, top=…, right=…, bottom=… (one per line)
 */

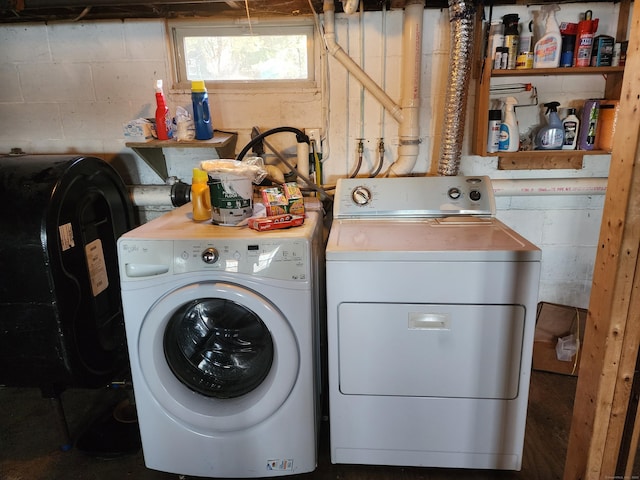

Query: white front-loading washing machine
left=326, top=176, right=541, bottom=471
left=117, top=204, right=323, bottom=478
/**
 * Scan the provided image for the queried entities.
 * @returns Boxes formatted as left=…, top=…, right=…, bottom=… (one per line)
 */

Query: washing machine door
left=137, top=280, right=299, bottom=433
left=163, top=297, right=274, bottom=399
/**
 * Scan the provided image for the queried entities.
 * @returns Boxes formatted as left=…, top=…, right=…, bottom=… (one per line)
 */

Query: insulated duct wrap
left=438, top=0, right=475, bottom=176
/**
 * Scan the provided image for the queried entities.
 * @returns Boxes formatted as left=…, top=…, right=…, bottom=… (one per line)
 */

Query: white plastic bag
left=175, top=106, right=195, bottom=141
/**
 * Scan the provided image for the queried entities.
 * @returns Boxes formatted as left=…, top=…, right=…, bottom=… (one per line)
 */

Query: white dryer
left=117, top=204, right=323, bottom=478
left=326, top=176, right=541, bottom=471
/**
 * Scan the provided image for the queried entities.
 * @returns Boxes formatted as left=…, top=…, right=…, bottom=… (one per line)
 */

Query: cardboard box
left=532, top=302, right=587, bottom=376
left=591, top=35, right=615, bottom=67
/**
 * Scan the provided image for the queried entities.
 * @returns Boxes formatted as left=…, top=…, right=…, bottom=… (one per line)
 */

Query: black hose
left=236, top=127, right=310, bottom=161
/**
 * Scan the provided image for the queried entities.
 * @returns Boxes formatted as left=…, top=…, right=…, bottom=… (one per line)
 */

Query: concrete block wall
left=0, top=3, right=625, bottom=308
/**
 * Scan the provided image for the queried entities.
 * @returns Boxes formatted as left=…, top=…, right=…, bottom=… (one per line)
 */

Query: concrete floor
left=0, top=370, right=582, bottom=480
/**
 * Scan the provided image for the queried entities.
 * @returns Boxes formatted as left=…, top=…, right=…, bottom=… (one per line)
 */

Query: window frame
left=169, top=18, right=318, bottom=92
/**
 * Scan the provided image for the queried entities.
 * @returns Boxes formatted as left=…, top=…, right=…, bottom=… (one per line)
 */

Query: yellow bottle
left=191, top=168, right=212, bottom=221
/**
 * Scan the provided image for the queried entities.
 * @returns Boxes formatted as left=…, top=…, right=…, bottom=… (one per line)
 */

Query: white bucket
left=207, top=173, right=253, bottom=225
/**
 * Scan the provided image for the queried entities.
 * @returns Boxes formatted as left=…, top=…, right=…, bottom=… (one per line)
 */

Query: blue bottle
left=191, top=80, right=213, bottom=140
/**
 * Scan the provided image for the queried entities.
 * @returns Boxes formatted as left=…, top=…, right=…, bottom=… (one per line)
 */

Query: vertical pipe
left=437, top=0, right=476, bottom=176
left=387, top=1, right=425, bottom=177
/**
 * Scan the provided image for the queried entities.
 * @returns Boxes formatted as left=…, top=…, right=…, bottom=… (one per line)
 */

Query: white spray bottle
left=498, top=97, right=520, bottom=152
left=533, top=4, right=562, bottom=68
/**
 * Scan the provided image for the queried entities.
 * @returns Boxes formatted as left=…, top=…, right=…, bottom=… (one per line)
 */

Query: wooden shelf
left=126, top=131, right=237, bottom=180
left=490, top=66, right=625, bottom=77
left=471, top=0, right=629, bottom=170
left=494, top=149, right=610, bottom=170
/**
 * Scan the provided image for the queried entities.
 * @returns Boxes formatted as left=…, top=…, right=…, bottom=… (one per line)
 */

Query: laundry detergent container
left=0, top=155, right=134, bottom=393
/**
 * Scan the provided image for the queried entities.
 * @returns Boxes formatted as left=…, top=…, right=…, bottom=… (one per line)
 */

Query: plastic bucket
left=207, top=173, right=253, bottom=225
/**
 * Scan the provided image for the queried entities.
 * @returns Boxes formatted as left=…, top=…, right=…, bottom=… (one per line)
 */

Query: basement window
left=170, top=19, right=316, bottom=90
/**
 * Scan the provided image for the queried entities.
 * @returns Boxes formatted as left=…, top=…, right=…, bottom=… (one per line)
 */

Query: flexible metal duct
left=437, top=0, right=476, bottom=176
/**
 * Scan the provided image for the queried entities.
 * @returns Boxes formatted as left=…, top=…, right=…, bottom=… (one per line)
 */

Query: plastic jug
left=191, top=168, right=212, bottom=221
left=191, top=80, right=213, bottom=140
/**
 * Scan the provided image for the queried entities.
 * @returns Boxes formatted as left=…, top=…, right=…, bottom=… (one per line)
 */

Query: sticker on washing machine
left=85, top=239, right=109, bottom=297
left=266, top=459, right=294, bottom=472
left=58, top=222, right=75, bottom=251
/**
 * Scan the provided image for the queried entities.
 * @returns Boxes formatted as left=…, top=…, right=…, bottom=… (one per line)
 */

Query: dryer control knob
left=351, top=186, right=372, bottom=206
left=469, top=190, right=482, bottom=201
left=448, top=187, right=461, bottom=200
left=202, top=247, right=219, bottom=264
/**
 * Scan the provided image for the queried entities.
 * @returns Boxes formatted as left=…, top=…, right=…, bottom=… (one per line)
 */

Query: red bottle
left=154, top=80, right=171, bottom=140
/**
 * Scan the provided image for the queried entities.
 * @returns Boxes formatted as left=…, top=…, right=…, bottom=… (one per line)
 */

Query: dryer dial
left=202, top=247, right=219, bottom=264
left=351, top=186, right=372, bottom=206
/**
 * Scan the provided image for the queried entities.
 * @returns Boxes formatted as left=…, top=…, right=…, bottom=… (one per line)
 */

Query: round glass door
left=163, top=298, right=273, bottom=398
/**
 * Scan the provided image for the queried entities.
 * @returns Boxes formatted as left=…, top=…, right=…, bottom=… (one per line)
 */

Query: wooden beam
left=563, top=2, right=640, bottom=478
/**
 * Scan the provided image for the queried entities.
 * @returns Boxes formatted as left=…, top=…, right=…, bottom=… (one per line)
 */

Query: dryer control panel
left=334, top=176, right=495, bottom=218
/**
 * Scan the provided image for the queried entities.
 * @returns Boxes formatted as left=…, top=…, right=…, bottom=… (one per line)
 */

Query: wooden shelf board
left=490, top=66, right=625, bottom=77
left=495, top=150, right=610, bottom=170
left=125, top=131, right=235, bottom=149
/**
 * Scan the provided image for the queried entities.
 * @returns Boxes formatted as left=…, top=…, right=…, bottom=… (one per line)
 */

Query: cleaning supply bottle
left=574, top=10, right=599, bottom=67
left=533, top=4, right=562, bottom=68
left=154, top=80, right=172, bottom=140
left=502, top=14, right=520, bottom=70
left=498, top=97, right=520, bottom=152
left=191, top=168, right=212, bottom=221
left=487, top=109, right=502, bottom=153
left=535, top=101, right=564, bottom=149
left=578, top=99, right=600, bottom=150
left=191, top=80, right=214, bottom=140
left=562, top=108, right=580, bottom=150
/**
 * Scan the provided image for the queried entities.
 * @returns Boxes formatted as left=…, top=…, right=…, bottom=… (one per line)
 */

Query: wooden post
left=563, top=3, right=640, bottom=478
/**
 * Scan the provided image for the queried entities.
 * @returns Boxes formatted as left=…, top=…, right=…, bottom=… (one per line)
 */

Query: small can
left=494, top=47, right=509, bottom=69
left=515, top=52, right=533, bottom=69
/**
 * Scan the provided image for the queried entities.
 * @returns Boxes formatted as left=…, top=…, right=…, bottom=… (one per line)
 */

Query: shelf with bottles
left=471, top=0, right=629, bottom=169
left=125, top=131, right=237, bottom=181
left=473, top=59, right=624, bottom=169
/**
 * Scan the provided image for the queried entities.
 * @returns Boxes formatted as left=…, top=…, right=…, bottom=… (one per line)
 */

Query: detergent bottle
left=191, top=80, right=214, bottom=140
left=534, top=4, right=562, bottom=68
left=535, top=101, right=564, bottom=150
left=498, top=97, right=520, bottom=152
left=154, top=80, right=172, bottom=140
left=191, top=168, right=212, bottom=221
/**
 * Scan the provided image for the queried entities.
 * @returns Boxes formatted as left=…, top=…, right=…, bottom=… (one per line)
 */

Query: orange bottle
left=191, top=168, right=212, bottom=221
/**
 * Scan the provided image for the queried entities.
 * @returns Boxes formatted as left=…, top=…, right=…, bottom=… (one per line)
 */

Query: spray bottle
left=535, top=102, right=564, bottom=149
left=154, top=80, right=172, bottom=140
left=534, top=5, right=562, bottom=68
left=498, top=97, right=520, bottom=152
left=191, top=168, right=212, bottom=221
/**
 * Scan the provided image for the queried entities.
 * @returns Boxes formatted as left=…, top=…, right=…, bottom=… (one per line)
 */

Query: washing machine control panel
left=118, top=238, right=310, bottom=282
left=334, top=175, right=495, bottom=218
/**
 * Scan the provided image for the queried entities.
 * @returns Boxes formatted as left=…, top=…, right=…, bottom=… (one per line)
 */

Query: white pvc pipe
left=297, top=142, right=310, bottom=186
left=322, top=1, right=403, bottom=123
left=491, top=178, right=608, bottom=196
left=342, top=0, right=359, bottom=15
left=387, top=0, right=425, bottom=177
left=128, top=185, right=179, bottom=206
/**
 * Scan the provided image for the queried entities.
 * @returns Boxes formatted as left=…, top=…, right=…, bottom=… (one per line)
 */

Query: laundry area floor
left=0, top=370, right=581, bottom=480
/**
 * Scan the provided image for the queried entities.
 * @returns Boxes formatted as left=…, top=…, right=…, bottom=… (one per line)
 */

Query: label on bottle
left=498, top=123, right=510, bottom=151
left=575, top=34, right=594, bottom=67
left=563, top=121, right=578, bottom=147
left=487, top=120, right=501, bottom=153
